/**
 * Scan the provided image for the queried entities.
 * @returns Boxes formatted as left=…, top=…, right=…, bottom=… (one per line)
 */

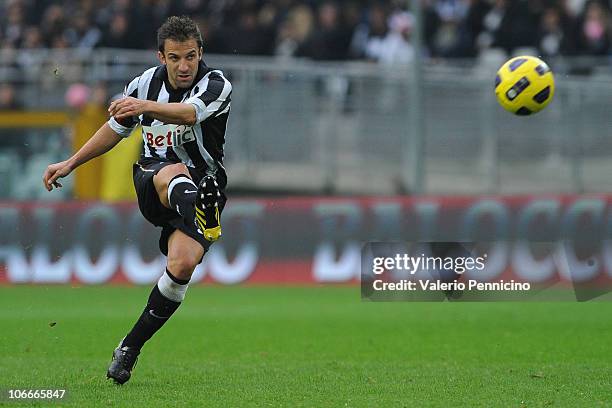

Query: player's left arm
left=185, top=71, right=232, bottom=124
left=109, top=98, right=197, bottom=126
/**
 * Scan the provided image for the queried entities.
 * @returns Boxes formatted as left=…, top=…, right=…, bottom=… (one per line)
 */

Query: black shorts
left=133, top=158, right=227, bottom=257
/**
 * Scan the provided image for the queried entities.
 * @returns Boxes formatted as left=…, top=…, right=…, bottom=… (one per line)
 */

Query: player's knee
left=167, top=252, right=200, bottom=280
left=154, top=164, right=190, bottom=191
left=158, top=163, right=189, bottom=179
left=153, top=164, right=190, bottom=207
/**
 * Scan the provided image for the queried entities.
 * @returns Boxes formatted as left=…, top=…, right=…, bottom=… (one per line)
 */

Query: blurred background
left=0, top=0, right=610, bottom=285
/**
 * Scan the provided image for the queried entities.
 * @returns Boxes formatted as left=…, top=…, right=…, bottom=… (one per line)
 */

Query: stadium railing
left=1, top=49, right=612, bottom=197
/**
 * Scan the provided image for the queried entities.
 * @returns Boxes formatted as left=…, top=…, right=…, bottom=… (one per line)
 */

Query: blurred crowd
left=1, top=0, right=612, bottom=63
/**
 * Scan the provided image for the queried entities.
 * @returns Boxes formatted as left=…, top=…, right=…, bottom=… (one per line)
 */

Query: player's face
left=158, top=39, right=202, bottom=90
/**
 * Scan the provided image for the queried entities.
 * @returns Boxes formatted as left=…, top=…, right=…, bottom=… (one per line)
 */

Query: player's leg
left=119, top=230, right=203, bottom=349
left=153, top=163, right=222, bottom=241
left=107, top=230, right=204, bottom=385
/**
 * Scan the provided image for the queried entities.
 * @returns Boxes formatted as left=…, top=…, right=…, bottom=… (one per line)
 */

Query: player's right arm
left=43, top=122, right=124, bottom=191
left=44, top=76, right=141, bottom=192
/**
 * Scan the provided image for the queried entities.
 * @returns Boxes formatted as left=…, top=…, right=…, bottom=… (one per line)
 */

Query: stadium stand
left=1, top=0, right=611, bottom=61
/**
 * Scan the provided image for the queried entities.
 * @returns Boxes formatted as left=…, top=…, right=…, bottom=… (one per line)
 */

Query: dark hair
left=157, top=16, right=203, bottom=53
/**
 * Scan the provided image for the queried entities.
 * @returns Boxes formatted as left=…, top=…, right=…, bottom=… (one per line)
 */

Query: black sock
left=167, top=174, right=197, bottom=224
left=121, top=271, right=189, bottom=350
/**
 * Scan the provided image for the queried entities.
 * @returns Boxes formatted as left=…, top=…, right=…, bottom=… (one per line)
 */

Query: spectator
left=297, top=2, right=353, bottom=60
left=95, top=0, right=133, bottom=27
left=21, top=26, right=44, bottom=49
left=574, top=0, right=610, bottom=55
left=351, top=3, right=390, bottom=60
left=100, top=14, right=133, bottom=49
left=65, top=12, right=102, bottom=51
left=430, top=0, right=469, bottom=57
left=226, top=6, right=277, bottom=55
left=39, top=4, right=66, bottom=46
left=447, top=0, right=491, bottom=58
left=565, top=0, right=590, bottom=17
left=18, top=26, right=45, bottom=73
left=50, top=32, right=70, bottom=49
left=276, top=4, right=315, bottom=58
left=369, top=11, right=415, bottom=65
left=2, top=0, right=26, bottom=47
left=0, top=83, right=22, bottom=110
left=537, top=6, right=576, bottom=57
left=491, top=0, right=540, bottom=55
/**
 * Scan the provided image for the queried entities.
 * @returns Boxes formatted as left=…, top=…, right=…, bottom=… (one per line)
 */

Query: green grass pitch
left=1, top=286, right=611, bottom=407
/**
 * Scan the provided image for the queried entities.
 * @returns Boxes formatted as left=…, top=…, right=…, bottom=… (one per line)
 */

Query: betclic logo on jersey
left=142, top=124, right=195, bottom=148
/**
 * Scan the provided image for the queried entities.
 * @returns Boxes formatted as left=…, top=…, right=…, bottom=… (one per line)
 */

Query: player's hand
left=43, top=160, right=73, bottom=191
left=108, top=97, right=149, bottom=120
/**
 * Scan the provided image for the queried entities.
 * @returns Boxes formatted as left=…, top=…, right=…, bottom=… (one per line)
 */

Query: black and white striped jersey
left=108, top=60, right=231, bottom=187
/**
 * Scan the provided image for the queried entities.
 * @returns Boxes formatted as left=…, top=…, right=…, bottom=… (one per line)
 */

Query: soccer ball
left=494, top=56, right=555, bottom=116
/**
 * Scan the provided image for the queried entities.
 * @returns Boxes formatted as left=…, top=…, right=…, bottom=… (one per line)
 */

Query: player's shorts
left=133, top=158, right=227, bottom=257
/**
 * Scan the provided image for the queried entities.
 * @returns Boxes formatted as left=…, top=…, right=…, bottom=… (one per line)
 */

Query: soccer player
left=42, top=16, right=232, bottom=385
